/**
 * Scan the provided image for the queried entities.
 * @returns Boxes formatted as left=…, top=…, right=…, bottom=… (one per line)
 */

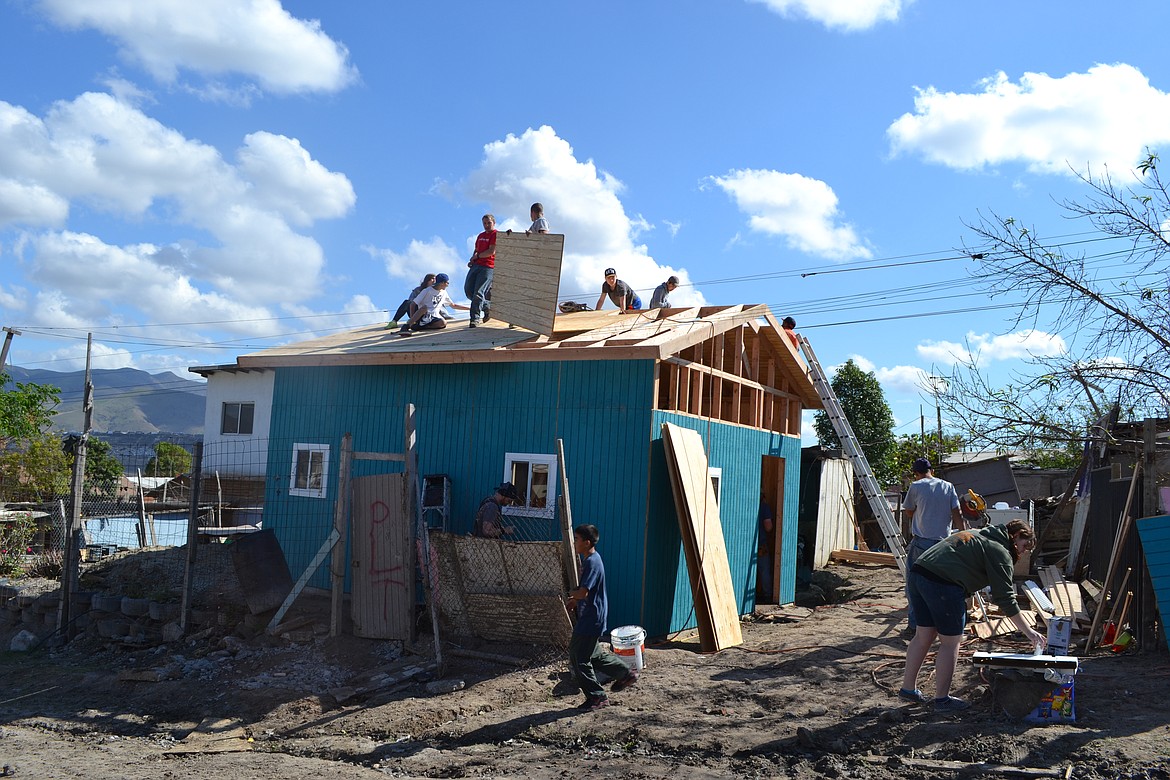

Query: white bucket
left=610, top=625, right=646, bottom=670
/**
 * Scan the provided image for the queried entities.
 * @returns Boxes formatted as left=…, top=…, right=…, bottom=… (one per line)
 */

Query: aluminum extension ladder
left=799, top=335, right=907, bottom=575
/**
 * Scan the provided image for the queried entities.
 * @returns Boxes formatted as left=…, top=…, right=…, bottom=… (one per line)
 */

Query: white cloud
left=37, top=0, right=356, bottom=94
left=888, top=64, right=1170, bottom=175
left=707, top=169, right=872, bottom=260
left=663, top=220, right=682, bottom=238
left=748, top=0, right=909, bottom=31
left=917, top=330, right=1066, bottom=367
left=0, top=92, right=353, bottom=305
left=366, top=237, right=463, bottom=287
left=462, top=126, right=705, bottom=307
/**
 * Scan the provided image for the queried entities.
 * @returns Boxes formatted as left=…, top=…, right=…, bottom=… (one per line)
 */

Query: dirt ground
left=3, top=563, right=1170, bottom=779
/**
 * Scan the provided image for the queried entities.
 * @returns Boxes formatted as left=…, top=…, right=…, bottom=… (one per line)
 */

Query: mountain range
left=4, top=366, right=206, bottom=434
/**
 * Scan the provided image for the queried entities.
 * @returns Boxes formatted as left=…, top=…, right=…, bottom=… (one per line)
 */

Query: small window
left=289, top=443, right=329, bottom=498
left=708, top=467, right=722, bottom=505
left=221, top=402, right=255, bottom=435
left=503, top=452, right=558, bottom=519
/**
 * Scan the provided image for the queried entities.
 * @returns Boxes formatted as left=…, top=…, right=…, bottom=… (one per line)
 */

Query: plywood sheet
left=491, top=231, right=565, bottom=336
left=813, top=458, right=855, bottom=569
left=661, top=422, right=743, bottom=652
left=351, top=473, right=413, bottom=640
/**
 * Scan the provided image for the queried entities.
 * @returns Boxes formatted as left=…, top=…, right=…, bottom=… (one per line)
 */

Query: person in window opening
left=465, top=213, right=497, bottom=328
left=595, top=268, right=642, bottom=311
left=388, top=273, right=437, bottom=328
left=397, top=273, right=469, bottom=335
left=900, top=519, right=1044, bottom=713
left=565, top=523, right=638, bottom=710
left=528, top=202, right=550, bottom=234
left=649, top=275, right=679, bottom=309
left=473, top=482, right=521, bottom=538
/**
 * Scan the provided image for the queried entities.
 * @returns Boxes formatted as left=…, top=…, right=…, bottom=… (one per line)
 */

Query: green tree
left=144, top=441, right=192, bottom=477
left=0, top=432, right=71, bottom=502
left=890, top=432, right=966, bottom=485
left=0, top=373, right=59, bottom=448
left=814, top=359, right=897, bottom=486
left=83, top=437, right=124, bottom=494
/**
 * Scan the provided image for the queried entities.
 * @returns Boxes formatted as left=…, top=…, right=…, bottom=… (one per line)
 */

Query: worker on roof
left=388, top=273, right=436, bottom=328
left=397, top=273, right=469, bottom=335
left=595, top=268, right=641, bottom=311
left=465, top=213, right=497, bottom=328
left=528, top=202, right=550, bottom=234
left=649, top=276, right=679, bottom=309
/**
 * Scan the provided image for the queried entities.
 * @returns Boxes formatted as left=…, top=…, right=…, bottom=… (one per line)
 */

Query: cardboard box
left=1046, top=617, right=1072, bottom=656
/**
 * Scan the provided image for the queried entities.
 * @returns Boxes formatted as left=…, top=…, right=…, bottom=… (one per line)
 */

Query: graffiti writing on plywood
left=368, top=498, right=406, bottom=620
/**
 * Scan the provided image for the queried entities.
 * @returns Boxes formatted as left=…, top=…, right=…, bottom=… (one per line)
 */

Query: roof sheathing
left=236, top=305, right=766, bottom=368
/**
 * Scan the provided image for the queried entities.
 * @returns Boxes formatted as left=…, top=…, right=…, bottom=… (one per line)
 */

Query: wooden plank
left=972, top=610, right=1036, bottom=640
left=556, top=439, right=579, bottom=591
left=828, top=549, right=896, bottom=566
left=266, top=527, right=339, bottom=633
left=660, top=422, right=743, bottom=652
left=490, top=232, right=565, bottom=336
left=351, top=473, right=412, bottom=640
left=329, top=433, right=353, bottom=637
left=1065, top=494, right=1091, bottom=575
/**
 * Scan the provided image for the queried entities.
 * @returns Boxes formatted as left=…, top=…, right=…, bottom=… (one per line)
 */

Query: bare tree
left=945, top=152, right=1170, bottom=451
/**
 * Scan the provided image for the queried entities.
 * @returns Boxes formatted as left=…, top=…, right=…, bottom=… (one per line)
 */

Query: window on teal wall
left=503, top=452, right=558, bottom=519
left=708, top=467, right=722, bottom=505
left=290, top=443, right=329, bottom=498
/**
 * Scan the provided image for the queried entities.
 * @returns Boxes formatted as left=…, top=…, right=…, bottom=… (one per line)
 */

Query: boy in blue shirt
left=565, top=524, right=638, bottom=710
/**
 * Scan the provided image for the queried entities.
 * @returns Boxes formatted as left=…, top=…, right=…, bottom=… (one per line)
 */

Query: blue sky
left=3, top=0, right=1170, bottom=442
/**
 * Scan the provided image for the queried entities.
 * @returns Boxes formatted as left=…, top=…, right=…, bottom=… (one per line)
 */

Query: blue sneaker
left=934, top=696, right=970, bottom=713
left=897, top=688, right=929, bottom=703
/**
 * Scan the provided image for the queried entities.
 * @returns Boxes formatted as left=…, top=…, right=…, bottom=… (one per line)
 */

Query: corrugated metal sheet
left=1135, top=515, right=1170, bottom=650
left=263, top=359, right=656, bottom=628
left=646, top=411, right=802, bottom=636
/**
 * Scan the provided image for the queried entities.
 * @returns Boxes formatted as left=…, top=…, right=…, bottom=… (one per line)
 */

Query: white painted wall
left=201, top=370, right=275, bottom=477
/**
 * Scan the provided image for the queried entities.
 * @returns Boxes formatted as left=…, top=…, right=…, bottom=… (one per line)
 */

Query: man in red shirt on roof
left=464, top=213, right=496, bottom=328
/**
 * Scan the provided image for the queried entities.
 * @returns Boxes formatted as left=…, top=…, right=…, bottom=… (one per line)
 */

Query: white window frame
left=708, top=467, right=722, bottom=505
left=289, top=443, right=329, bottom=498
left=220, top=401, right=255, bottom=435
left=502, top=452, right=558, bottom=519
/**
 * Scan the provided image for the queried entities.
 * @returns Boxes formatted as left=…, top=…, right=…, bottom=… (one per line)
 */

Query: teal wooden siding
left=263, top=359, right=657, bottom=628
left=1136, top=515, right=1170, bottom=650
left=645, top=411, right=802, bottom=637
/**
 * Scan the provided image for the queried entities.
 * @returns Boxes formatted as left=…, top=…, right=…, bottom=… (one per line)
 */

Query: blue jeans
left=905, top=537, right=939, bottom=629
left=906, top=569, right=967, bottom=636
left=464, top=265, right=493, bottom=323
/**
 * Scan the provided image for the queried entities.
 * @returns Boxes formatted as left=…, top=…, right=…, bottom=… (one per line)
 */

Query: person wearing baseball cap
left=398, top=273, right=469, bottom=335
left=901, top=456, right=963, bottom=637
left=473, top=481, right=522, bottom=538
left=595, top=268, right=642, bottom=311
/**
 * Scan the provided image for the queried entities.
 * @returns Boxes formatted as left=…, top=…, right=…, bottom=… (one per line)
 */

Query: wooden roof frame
left=228, top=304, right=820, bottom=411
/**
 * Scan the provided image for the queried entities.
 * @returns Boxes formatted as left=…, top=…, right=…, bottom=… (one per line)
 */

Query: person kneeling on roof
left=398, top=273, right=469, bottom=335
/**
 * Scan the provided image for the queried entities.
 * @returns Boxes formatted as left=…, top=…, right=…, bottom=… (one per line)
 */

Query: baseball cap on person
left=604, top=267, right=616, bottom=276
left=496, top=482, right=522, bottom=502
left=434, top=273, right=450, bottom=284
left=912, top=457, right=932, bottom=474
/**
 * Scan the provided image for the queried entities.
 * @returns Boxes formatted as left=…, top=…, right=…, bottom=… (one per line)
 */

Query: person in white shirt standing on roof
left=901, top=457, right=964, bottom=637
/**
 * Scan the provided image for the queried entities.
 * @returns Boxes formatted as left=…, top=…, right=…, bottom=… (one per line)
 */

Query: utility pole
left=57, top=334, right=94, bottom=639
left=0, top=327, right=21, bottom=372
left=928, top=376, right=946, bottom=473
